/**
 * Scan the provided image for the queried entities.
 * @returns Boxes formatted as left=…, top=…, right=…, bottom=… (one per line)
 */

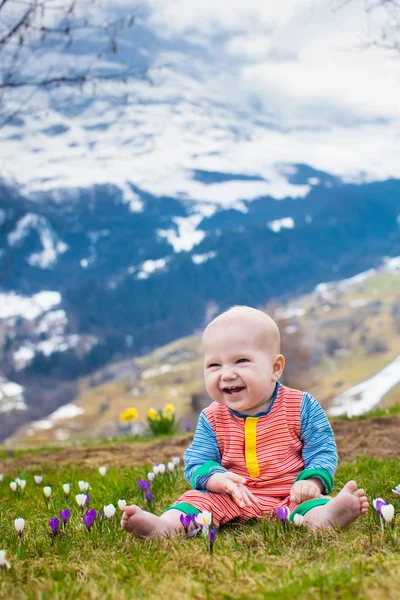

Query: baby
left=122, top=306, right=368, bottom=537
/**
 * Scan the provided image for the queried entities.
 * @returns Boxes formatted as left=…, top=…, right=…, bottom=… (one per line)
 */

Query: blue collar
left=229, top=381, right=280, bottom=419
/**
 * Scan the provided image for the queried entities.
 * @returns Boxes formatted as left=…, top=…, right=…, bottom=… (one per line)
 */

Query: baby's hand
left=290, top=478, right=323, bottom=504
left=206, top=471, right=256, bottom=508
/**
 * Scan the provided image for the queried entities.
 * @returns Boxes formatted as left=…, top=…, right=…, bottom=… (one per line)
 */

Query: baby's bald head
left=202, top=306, right=281, bottom=357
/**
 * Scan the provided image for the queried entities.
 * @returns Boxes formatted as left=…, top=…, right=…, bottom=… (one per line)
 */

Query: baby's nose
left=221, top=367, right=237, bottom=380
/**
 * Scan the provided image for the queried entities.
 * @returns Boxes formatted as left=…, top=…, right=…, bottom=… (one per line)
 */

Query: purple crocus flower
left=392, top=485, right=400, bottom=495
left=85, top=494, right=90, bottom=506
left=276, top=506, right=290, bottom=522
left=86, top=508, right=97, bottom=520
left=373, top=498, right=389, bottom=516
left=60, top=509, right=71, bottom=526
left=7, top=449, right=13, bottom=456
left=180, top=513, right=193, bottom=535
left=143, top=481, right=151, bottom=491
left=185, top=423, right=192, bottom=432
left=145, top=491, right=153, bottom=502
left=209, top=528, right=217, bottom=553
left=82, top=514, right=94, bottom=531
left=48, top=517, right=60, bottom=535
left=137, top=479, right=146, bottom=490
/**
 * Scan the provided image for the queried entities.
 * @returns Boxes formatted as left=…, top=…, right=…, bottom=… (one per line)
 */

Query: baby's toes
left=353, top=488, right=366, bottom=498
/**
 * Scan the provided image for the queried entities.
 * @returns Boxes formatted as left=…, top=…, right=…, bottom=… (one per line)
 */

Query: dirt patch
left=1, top=416, right=399, bottom=473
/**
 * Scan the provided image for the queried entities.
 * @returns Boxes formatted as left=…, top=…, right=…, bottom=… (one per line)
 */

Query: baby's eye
left=236, top=358, right=249, bottom=364
left=207, top=363, right=220, bottom=368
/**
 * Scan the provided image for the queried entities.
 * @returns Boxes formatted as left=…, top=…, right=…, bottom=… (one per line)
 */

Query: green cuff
left=165, top=502, right=200, bottom=515
left=295, top=468, right=333, bottom=494
left=191, top=461, right=224, bottom=488
left=289, top=498, right=330, bottom=521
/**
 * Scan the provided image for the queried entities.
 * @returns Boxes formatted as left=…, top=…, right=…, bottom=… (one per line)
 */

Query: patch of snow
left=328, top=354, right=400, bottom=417
left=268, top=217, right=295, bottom=233
left=0, top=378, right=26, bottom=412
left=49, top=403, right=84, bottom=420
left=36, top=310, right=67, bottom=335
left=158, top=214, right=205, bottom=252
left=192, top=203, right=218, bottom=218
left=349, top=298, right=371, bottom=309
left=13, top=345, right=35, bottom=371
left=192, top=251, right=216, bottom=265
left=305, top=215, right=312, bottom=224
left=384, top=256, right=400, bottom=271
left=142, top=364, right=173, bottom=379
left=32, top=420, right=53, bottom=430
left=122, top=183, right=144, bottom=212
left=232, top=201, right=248, bottom=214
left=308, top=177, right=320, bottom=185
left=137, top=258, right=167, bottom=280
left=0, top=291, right=61, bottom=320
left=316, top=268, right=376, bottom=295
left=276, top=307, right=305, bottom=319
left=8, top=213, right=68, bottom=269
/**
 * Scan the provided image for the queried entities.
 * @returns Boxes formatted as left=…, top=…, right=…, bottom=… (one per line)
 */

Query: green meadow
left=1, top=448, right=400, bottom=600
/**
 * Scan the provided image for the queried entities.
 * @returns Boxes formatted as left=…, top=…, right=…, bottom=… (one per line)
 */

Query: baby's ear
left=272, top=354, right=285, bottom=380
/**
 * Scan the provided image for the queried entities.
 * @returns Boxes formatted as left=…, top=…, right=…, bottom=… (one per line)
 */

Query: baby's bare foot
left=304, top=480, right=368, bottom=529
left=121, top=505, right=171, bottom=539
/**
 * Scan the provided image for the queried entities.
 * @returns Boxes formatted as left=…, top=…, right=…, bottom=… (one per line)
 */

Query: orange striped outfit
left=168, top=383, right=335, bottom=526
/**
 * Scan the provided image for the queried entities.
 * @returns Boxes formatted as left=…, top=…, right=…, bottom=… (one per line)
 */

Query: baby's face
left=203, top=320, right=283, bottom=416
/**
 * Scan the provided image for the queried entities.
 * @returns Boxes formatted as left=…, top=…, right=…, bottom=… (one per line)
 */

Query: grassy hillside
left=0, top=436, right=400, bottom=600
left=7, top=266, right=400, bottom=446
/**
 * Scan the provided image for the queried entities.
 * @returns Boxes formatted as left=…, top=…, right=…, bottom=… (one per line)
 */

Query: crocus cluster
left=83, top=509, right=97, bottom=531
left=185, top=511, right=217, bottom=553
left=276, top=506, right=304, bottom=526
left=137, top=479, right=151, bottom=491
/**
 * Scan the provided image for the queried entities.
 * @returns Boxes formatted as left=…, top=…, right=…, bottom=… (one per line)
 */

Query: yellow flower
left=147, top=408, right=158, bottom=420
left=120, top=408, right=138, bottom=422
left=164, top=403, right=175, bottom=414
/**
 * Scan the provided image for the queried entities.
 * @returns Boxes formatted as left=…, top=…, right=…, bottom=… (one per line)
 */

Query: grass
left=1, top=454, right=400, bottom=599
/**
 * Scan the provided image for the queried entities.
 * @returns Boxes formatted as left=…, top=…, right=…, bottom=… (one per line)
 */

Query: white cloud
left=1, top=1, right=400, bottom=200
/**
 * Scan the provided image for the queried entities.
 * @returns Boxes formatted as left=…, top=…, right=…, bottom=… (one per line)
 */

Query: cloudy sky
left=1, top=0, right=399, bottom=203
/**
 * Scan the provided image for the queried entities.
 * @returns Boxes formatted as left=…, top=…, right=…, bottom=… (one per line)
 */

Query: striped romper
left=169, top=382, right=337, bottom=526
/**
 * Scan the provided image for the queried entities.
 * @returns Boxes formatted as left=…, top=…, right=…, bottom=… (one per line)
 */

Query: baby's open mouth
left=223, top=387, right=245, bottom=395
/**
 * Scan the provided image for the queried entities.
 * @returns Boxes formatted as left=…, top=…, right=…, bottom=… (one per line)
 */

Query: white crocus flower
left=152, top=465, right=160, bottom=475
left=15, top=478, right=21, bottom=486
left=158, top=464, right=166, bottom=475
left=75, top=494, right=86, bottom=508
left=78, top=481, right=89, bottom=492
left=147, top=472, right=155, bottom=482
left=99, top=466, right=107, bottom=477
left=172, top=456, right=180, bottom=467
left=0, top=550, right=11, bottom=569
left=0, top=474, right=3, bottom=482
left=118, top=499, right=127, bottom=511
left=293, top=514, right=305, bottom=526
left=104, top=504, right=116, bottom=519
left=63, top=483, right=70, bottom=497
left=195, top=510, right=213, bottom=536
left=34, top=475, right=43, bottom=485
left=43, top=486, right=52, bottom=499
left=18, top=480, right=26, bottom=491
left=14, top=518, right=25, bottom=536
left=381, top=504, right=395, bottom=525
left=10, top=482, right=17, bottom=492
left=167, top=462, right=175, bottom=472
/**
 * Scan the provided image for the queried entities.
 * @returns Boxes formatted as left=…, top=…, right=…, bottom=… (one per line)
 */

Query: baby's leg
left=303, top=481, right=368, bottom=529
left=121, top=506, right=187, bottom=539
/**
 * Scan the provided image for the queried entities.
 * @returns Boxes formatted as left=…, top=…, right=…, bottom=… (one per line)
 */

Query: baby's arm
left=184, top=412, right=256, bottom=507
left=184, top=411, right=228, bottom=490
left=290, top=393, right=338, bottom=503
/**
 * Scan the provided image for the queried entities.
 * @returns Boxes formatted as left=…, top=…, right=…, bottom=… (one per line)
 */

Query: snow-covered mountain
left=1, top=1, right=400, bottom=440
